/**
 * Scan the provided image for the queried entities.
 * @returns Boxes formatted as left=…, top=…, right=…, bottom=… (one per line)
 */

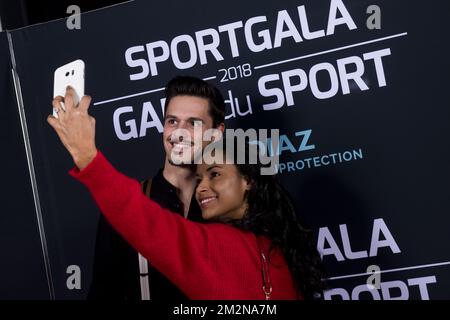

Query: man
left=87, top=76, right=225, bottom=300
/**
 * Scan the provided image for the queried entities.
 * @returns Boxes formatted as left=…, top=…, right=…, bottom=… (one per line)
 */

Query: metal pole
left=7, top=31, right=56, bottom=300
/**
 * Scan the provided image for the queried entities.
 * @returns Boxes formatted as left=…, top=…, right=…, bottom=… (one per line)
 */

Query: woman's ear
left=244, top=177, right=253, bottom=191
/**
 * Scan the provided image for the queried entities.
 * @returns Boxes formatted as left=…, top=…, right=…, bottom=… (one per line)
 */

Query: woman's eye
left=211, top=172, right=220, bottom=178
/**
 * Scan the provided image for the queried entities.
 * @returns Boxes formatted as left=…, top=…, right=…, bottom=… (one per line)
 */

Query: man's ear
left=217, top=122, right=225, bottom=133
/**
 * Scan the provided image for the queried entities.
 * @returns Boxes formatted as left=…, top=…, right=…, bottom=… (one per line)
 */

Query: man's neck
left=162, top=159, right=197, bottom=217
left=162, top=159, right=196, bottom=190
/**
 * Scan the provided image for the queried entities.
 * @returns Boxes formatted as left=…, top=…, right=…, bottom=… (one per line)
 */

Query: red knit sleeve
left=69, top=151, right=227, bottom=299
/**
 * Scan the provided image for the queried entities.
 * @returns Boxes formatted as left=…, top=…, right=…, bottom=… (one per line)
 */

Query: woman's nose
left=196, top=178, right=209, bottom=194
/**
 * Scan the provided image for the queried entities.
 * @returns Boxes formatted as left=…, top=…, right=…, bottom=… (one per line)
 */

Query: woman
left=194, top=141, right=327, bottom=299
left=48, top=89, right=326, bottom=300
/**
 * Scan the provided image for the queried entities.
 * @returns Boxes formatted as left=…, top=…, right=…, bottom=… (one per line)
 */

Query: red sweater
left=70, top=151, right=299, bottom=300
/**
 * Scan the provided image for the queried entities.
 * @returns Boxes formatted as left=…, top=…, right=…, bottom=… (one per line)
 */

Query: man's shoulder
left=140, top=177, right=153, bottom=198
left=140, top=168, right=165, bottom=198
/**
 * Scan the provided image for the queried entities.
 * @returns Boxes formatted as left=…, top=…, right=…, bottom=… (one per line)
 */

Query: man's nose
left=171, top=126, right=190, bottom=142
left=177, top=120, right=190, bottom=130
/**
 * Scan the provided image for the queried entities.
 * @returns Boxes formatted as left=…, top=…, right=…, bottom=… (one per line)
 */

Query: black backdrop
left=1, top=0, right=450, bottom=299
left=0, top=32, right=49, bottom=299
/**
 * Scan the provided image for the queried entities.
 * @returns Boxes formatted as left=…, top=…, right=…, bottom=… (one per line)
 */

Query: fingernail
left=66, top=85, right=72, bottom=90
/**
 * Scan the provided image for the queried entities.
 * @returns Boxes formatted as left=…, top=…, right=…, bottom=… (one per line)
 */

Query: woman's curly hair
left=220, top=139, right=328, bottom=299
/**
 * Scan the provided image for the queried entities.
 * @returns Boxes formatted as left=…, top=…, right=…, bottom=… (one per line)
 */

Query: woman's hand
left=47, top=86, right=97, bottom=170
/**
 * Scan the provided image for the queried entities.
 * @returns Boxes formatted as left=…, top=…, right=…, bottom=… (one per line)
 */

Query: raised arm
left=70, top=151, right=220, bottom=298
left=47, top=88, right=224, bottom=298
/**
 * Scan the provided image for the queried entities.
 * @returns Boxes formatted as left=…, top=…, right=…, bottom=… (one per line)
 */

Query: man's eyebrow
left=164, top=114, right=178, bottom=120
left=187, top=117, right=204, bottom=123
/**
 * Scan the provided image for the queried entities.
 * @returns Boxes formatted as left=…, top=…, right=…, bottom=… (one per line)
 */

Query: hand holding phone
left=48, top=59, right=97, bottom=170
left=53, top=59, right=85, bottom=118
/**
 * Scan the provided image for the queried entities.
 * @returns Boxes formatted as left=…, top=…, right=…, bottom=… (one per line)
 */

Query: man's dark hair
left=164, top=76, right=225, bottom=127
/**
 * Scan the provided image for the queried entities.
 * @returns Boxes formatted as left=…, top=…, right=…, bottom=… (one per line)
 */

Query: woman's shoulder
left=199, top=220, right=254, bottom=238
left=198, top=221, right=258, bottom=251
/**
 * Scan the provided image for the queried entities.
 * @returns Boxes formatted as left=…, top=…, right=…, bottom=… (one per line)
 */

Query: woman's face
left=195, top=162, right=250, bottom=221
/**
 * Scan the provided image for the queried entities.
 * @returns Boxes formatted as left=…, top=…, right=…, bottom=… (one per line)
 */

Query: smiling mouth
left=199, top=196, right=217, bottom=207
left=170, top=141, right=194, bottom=153
left=170, top=141, right=193, bottom=147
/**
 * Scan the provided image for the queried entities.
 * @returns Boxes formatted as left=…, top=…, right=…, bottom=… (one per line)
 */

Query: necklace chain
left=258, top=240, right=272, bottom=300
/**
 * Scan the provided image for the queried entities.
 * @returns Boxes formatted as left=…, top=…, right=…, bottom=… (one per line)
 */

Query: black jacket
left=87, top=169, right=203, bottom=300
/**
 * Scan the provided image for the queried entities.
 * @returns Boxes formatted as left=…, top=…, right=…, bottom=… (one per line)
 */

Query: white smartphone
left=53, top=59, right=85, bottom=118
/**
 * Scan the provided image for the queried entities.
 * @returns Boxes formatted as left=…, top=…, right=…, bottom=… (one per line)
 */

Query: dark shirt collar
left=153, top=168, right=180, bottom=195
left=151, top=168, right=203, bottom=222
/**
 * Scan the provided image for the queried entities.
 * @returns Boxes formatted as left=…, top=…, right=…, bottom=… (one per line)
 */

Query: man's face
left=163, top=95, right=218, bottom=166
